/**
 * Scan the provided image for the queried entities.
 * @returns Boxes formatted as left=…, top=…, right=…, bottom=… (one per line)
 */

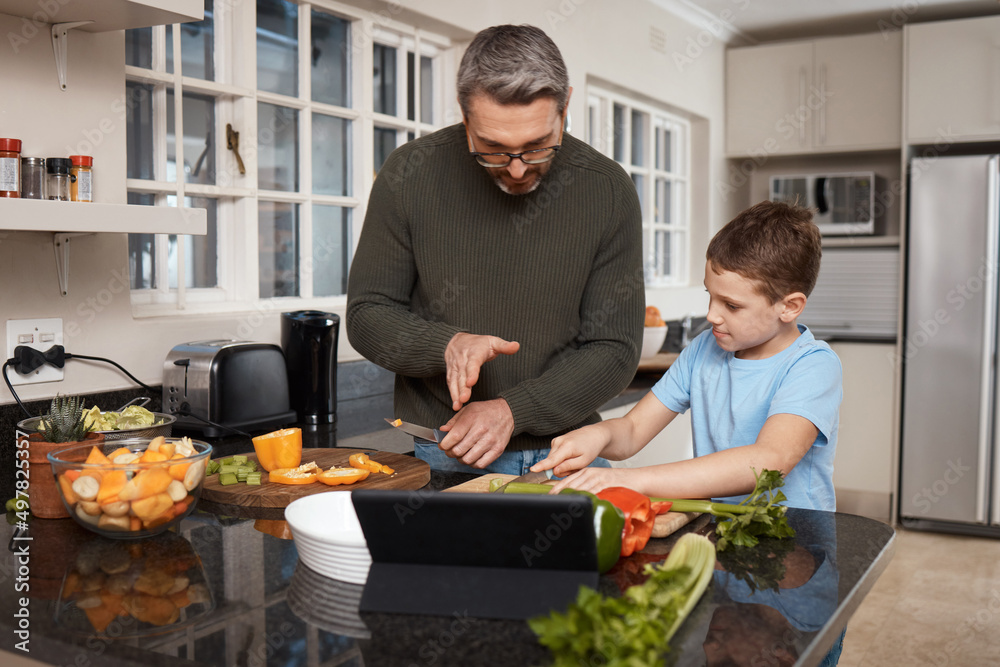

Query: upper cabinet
left=726, top=32, right=903, bottom=157
left=0, top=0, right=202, bottom=32
left=906, top=15, right=1000, bottom=144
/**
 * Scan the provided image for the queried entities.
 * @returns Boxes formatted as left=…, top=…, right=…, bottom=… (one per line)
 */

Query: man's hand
left=530, top=423, right=610, bottom=478
left=444, top=332, right=520, bottom=411
left=438, top=398, right=515, bottom=469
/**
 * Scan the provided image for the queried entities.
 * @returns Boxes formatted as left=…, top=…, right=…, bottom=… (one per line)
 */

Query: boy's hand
left=546, top=466, right=635, bottom=495
left=531, top=423, right=610, bottom=478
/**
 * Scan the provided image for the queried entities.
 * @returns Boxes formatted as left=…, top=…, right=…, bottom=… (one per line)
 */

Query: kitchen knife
left=385, top=418, right=445, bottom=444
left=491, top=469, right=554, bottom=493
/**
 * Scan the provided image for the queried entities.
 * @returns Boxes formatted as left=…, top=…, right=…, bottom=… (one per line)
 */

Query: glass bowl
left=48, top=437, right=212, bottom=539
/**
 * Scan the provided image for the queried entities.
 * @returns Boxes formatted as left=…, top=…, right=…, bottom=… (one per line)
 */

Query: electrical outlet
left=5, top=318, right=64, bottom=385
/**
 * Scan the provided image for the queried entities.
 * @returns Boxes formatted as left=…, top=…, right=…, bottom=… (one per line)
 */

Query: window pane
left=167, top=91, right=216, bottom=185
left=631, top=110, right=645, bottom=167
left=373, top=43, right=396, bottom=116
left=655, top=178, right=671, bottom=224
left=126, top=82, right=155, bottom=180
left=257, top=0, right=298, bottom=97
left=420, top=55, right=433, bottom=123
left=166, top=24, right=174, bottom=74
left=311, top=10, right=350, bottom=107
left=312, top=204, right=351, bottom=297
left=632, top=173, right=645, bottom=217
left=259, top=201, right=300, bottom=298
left=175, top=0, right=215, bottom=81
left=373, top=127, right=396, bottom=174
left=313, top=113, right=350, bottom=196
left=169, top=197, right=218, bottom=289
left=258, top=103, right=299, bottom=191
left=657, top=125, right=672, bottom=172
left=125, top=27, right=151, bottom=68
left=127, top=193, right=156, bottom=289
left=655, top=230, right=672, bottom=277
left=407, top=51, right=415, bottom=121
left=613, top=104, right=625, bottom=162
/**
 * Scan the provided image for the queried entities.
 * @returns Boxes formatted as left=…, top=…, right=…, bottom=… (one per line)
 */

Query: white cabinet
left=726, top=32, right=902, bottom=156
left=830, top=342, right=896, bottom=521
left=906, top=15, right=1000, bottom=143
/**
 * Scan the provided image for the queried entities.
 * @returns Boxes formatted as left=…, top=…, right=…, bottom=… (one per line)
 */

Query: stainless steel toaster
left=163, top=340, right=297, bottom=437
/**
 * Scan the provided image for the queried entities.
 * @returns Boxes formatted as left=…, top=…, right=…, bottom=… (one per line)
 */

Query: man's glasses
left=469, top=145, right=561, bottom=168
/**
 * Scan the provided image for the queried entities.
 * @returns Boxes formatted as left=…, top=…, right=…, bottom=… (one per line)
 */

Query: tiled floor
left=841, top=527, right=1000, bottom=666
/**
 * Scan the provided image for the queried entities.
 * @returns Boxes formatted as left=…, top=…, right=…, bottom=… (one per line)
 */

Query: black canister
left=281, top=310, right=339, bottom=427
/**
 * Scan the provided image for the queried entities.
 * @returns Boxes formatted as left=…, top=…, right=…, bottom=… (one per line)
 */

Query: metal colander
left=17, top=413, right=176, bottom=442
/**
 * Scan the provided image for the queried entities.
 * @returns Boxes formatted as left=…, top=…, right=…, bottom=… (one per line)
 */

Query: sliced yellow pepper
left=268, top=461, right=319, bottom=485
left=317, top=467, right=370, bottom=486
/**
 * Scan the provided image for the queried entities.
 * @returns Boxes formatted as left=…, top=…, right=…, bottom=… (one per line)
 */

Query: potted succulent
left=21, top=395, right=103, bottom=519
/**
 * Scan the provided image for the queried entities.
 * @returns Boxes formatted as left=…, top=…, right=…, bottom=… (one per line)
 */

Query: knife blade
left=385, top=417, right=445, bottom=443
left=491, top=469, right=554, bottom=493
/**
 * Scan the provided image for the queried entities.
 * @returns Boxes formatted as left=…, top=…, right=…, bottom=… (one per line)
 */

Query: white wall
left=0, top=1, right=730, bottom=406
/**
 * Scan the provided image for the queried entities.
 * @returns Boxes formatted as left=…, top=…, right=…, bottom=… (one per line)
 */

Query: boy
left=533, top=200, right=842, bottom=511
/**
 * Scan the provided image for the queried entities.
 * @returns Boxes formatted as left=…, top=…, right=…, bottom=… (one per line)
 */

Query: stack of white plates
left=285, top=492, right=372, bottom=585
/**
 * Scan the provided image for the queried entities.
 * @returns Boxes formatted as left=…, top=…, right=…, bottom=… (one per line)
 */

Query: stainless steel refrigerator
left=900, top=153, right=1000, bottom=536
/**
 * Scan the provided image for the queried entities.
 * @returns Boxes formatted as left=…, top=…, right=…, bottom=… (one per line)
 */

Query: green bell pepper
left=501, top=483, right=626, bottom=573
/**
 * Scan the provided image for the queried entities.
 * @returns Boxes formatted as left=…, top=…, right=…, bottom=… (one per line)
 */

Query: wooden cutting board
left=443, top=473, right=700, bottom=538
left=200, top=449, right=430, bottom=509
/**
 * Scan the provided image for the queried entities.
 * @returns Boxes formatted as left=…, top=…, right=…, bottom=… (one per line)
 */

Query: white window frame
left=126, top=0, right=452, bottom=317
left=586, top=85, right=691, bottom=288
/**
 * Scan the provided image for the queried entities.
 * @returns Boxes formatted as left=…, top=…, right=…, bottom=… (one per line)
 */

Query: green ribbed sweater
left=346, top=123, right=644, bottom=451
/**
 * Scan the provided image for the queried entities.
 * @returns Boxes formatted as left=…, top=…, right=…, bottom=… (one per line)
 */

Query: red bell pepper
left=597, top=487, right=672, bottom=557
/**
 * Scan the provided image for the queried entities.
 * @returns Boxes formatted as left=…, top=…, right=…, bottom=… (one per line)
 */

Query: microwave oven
left=769, top=172, right=882, bottom=236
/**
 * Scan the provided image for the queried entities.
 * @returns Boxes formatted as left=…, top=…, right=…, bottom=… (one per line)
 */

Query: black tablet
left=352, top=490, right=598, bottom=619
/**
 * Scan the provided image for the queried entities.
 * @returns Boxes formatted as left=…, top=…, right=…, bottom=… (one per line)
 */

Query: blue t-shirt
left=651, top=324, right=842, bottom=511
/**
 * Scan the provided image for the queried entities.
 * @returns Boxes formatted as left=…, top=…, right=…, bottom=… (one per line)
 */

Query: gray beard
left=492, top=172, right=543, bottom=195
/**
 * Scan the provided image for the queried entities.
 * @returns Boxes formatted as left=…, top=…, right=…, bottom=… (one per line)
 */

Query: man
left=346, top=24, right=643, bottom=473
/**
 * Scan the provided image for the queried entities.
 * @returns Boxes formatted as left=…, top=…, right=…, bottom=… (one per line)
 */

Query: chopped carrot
left=58, top=473, right=79, bottom=505
left=64, top=469, right=81, bottom=482
left=168, top=457, right=191, bottom=481
left=85, top=446, right=112, bottom=466
left=130, top=517, right=142, bottom=532
left=157, top=442, right=176, bottom=459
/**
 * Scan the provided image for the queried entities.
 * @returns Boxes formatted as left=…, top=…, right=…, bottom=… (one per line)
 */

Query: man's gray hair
left=457, top=25, right=569, bottom=117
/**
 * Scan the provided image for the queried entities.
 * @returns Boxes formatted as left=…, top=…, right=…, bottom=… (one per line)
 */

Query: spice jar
left=20, top=157, right=45, bottom=199
left=69, top=155, right=93, bottom=202
left=0, top=138, right=22, bottom=198
left=46, top=158, right=72, bottom=201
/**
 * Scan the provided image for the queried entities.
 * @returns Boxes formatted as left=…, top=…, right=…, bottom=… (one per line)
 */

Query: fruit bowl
left=48, top=437, right=211, bottom=539
left=641, top=325, right=668, bottom=359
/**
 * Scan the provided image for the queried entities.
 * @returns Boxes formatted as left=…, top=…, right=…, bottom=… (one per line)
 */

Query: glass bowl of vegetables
left=48, top=437, right=211, bottom=539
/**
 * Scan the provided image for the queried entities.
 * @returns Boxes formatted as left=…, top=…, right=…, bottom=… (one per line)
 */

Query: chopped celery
left=232, top=455, right=248, bottom=464
left=246, top=472, right=262, bottom=485
left=206, top=460, right=221, bottom=476
left=219, top=472, right=238, bottom=486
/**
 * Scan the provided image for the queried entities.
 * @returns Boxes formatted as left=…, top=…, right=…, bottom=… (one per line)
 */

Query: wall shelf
left=1, top=199, right=206, bottom=296
left=0, top=198, right=207, bottom=234
left=0, top=0, right=202, bottom=32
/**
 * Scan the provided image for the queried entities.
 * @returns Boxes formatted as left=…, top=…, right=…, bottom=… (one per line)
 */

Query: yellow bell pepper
left=252, top=428, right=303, bottom=472
left=317, top=467, right=370, bottom=486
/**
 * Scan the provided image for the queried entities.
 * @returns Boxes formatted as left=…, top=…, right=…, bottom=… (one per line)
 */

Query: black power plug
left=12, top=345, right=66, bottom=375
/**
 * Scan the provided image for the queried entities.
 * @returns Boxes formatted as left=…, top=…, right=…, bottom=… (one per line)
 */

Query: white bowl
left=641, top=325, right=668, bottom=358
left=285, top=491, right=372, bottom=584
left=285, top=491, right=367, bottom=547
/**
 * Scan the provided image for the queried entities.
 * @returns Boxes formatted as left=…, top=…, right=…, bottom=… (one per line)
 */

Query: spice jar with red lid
left=0, top=138, right=22, bottom=198
left=69, top=155, right=93, bottom=202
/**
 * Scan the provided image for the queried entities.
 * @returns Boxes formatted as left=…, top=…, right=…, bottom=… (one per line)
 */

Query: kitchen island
left=0, top=469, right=894, bottom=667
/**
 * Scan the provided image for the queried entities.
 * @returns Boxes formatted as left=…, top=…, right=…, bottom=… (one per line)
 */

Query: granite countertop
left=0, top=468, right=895, bottom=667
